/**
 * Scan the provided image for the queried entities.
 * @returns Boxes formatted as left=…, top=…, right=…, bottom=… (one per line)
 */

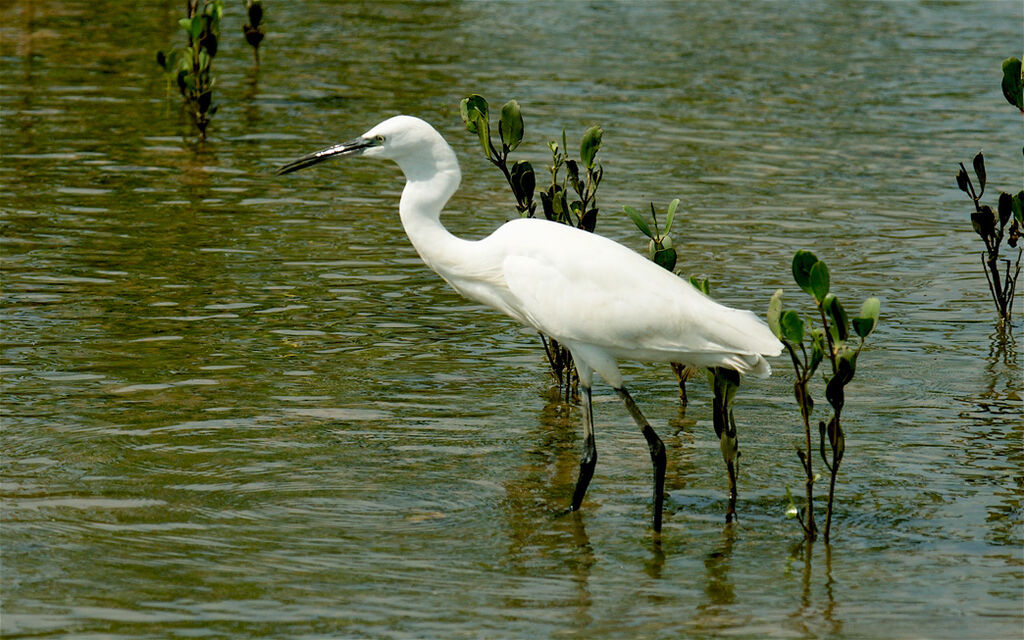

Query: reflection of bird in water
left=277, top=116, right=782, bottom=531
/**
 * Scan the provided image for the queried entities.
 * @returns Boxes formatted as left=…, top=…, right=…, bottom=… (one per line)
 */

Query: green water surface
left=2, top=1, right=1021, bottom=638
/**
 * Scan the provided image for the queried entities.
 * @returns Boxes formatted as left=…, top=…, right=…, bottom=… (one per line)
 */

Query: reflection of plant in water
left=770, top=251, right=880, bottom=543
left=699, top=528, right=736, bottom=610
left=787, top=541, right=841, bottom=637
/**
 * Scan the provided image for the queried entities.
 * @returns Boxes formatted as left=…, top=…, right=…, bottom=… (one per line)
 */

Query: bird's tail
left=715, top=308, right=783, bottom=378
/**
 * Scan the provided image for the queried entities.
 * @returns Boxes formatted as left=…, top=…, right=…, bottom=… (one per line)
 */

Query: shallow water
left=2, top=1, right=1022, bottom=637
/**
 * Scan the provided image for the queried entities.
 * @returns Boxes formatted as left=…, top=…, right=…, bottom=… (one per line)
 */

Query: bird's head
left=275, top=115, right=452, bottom=177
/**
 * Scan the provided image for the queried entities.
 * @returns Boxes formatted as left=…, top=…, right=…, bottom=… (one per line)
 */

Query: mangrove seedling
left=955, top=151, right=1023, bottom=325
left=769, top=251, right=880, bottom=543
left=156, top=0, right=223, bottom=139
left=624, top=198, right=680, bottom=271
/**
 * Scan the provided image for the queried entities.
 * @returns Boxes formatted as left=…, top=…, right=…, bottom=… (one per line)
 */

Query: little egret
left=277, top=115, right=783, bottom=531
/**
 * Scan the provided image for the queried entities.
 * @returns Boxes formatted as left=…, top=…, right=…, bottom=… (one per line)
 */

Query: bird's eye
left=375, top=135, right=385, bottom=144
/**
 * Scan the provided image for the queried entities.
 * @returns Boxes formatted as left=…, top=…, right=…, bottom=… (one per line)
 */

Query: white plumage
left=277, top=115, right=782, bottom=531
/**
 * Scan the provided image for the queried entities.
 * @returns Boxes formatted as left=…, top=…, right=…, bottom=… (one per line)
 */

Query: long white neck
left=394, top=139, right=477, bottom=277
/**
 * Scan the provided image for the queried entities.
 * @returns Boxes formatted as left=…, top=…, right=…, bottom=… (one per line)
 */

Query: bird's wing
left=495, top=219, right=781, bottom=364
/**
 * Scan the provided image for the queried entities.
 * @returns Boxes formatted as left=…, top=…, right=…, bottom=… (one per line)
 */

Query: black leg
left=616, top=386, right=667, bottom=532
left=570, top=385, right=597, bottom=512
left=712, top=367, right=741, bottom=523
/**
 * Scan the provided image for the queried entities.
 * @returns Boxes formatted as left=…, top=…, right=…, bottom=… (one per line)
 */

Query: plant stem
left=817, top=304, right=838, bottom=374
left=800, top=380, right=817, bottom=540
left=824, top=443, right=841, bottom=544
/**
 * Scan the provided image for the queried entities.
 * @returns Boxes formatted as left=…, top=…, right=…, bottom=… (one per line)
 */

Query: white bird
left=277, top=115, right=783, bottom=531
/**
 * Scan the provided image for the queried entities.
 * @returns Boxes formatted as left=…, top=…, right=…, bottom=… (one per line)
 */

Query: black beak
left=275, top=136, right=378, bottom=175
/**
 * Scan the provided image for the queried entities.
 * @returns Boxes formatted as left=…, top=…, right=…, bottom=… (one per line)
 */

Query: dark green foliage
left=771, top=253, right=880, bottom=543
left=499, top=100, right=524, bottom=152
left=955, top=150, right=1022, bottom=324
left=623, top=199, right=679, bottom=271
left=791, top=250, right=819, bottom=296
left=1001, top=56, right=1023, bottom=112
left=458, top=94, right=601, bottom=225
left=688, top=276, right=710, bottom=296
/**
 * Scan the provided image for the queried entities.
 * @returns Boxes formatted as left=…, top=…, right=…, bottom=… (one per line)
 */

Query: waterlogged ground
left=2, top=1, right=1022, bottom=638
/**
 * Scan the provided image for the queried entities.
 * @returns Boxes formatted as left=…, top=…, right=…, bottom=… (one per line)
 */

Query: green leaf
left=1013, top=191, right=1023, bottom=224
left=690, top=276, right=710, bottom=296
left=998, top=192, right=1012, bottom=228
left=475, top=117, right=494, bottom=160
left=825, top=294, right=849, bottom=341
left=809, top=328, right=825, bottom=375
left=569, top=200, right=582, bottom=224
left=836, top=344, right=857, bottom=381
left=860, top=296, right=881, bottom=322
left=780, top=309, right=804, bottom=345
left=852, top=297, right=880, bottom=338
left=955, top=166, right=971, bottom=195
left=459, top=95, right=488, bottom=134
left=510, top=161, right=535, bottom=209
left=566, top=160, right=581, bottom=196
left=792, top=250, right=819, bottom=294
left=851, top=317, right=873, bottom=339
left=539, top=190, right=554, bottom=220
left=580, top=125, right=603, bottom=169
left=973, top=151, right=986, bottom=195
left=248, top=1, right=263, bottom=26
left=833, top=425, right=845, bottom=464
left=767, top=289, right=784, bottom=339
left=825, top=374, right=845, bottom=412
left=664, top=198, right=680, bottom=234
left=653, top=247, right=677, bottom=271
left=580, top=207, right=597, bottom=232
left=498, top=100, right=524, bottom=152
left=809, top=260, right=830, bottom=303
left=1001, top=57, right=1023, bottom=110
left=623, top=206, right=653, bottom=238
left=971, top=206, right=996, bottom=239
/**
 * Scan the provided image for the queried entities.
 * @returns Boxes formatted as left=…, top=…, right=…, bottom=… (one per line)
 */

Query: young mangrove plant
left=955, top=153, right=1023, bottom=325
left=769, top=251, right=880, bottom=543
left=156, top=0, right=224, bottom=140
left=243, top=0, right=265, bottom=66
left=459, top=95, right=604, bottom=396
left=950, top=56, right=1023, bottom=327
